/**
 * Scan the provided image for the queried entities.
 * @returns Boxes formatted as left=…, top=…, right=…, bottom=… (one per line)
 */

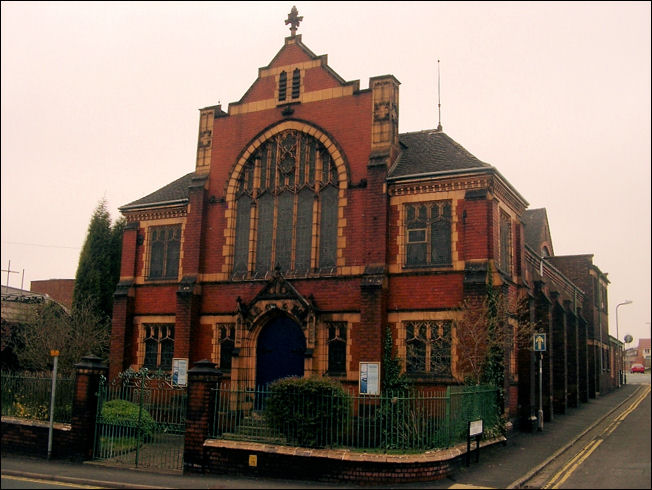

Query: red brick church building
left=110, top=8, right=618, bottom=428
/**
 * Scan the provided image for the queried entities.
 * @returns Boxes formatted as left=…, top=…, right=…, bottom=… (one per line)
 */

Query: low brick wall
left=197, top=437, right=505, bottom=484
left=1, top=417, right=75, bottom=459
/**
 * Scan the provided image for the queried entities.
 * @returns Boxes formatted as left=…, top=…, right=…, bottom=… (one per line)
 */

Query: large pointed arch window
left=232, top=130, right=339, bottom=278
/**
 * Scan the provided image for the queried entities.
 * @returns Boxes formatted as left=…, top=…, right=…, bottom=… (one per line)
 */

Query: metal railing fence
left=210, top=382, right=499, bottom=451
left=1, top=371, right=75, bottom=423
left=93, top=371, right=187, bottom=471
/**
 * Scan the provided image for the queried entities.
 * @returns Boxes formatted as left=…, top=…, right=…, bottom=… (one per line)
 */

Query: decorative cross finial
left=285, top=6, right=303, bottom=37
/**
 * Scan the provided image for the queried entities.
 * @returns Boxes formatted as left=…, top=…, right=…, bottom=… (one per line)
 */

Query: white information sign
left=172, top=358, right=188, bottom=386
left=469, top=419, right=483, bottom=437
left=359, top=362, right=380, bottom=395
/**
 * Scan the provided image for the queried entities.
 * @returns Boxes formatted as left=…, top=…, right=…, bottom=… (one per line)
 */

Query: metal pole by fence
left=47, top=350, right=59, bottom=460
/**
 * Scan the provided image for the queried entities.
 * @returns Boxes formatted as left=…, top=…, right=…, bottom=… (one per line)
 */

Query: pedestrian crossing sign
left=533, top=333, right=546, bottom=352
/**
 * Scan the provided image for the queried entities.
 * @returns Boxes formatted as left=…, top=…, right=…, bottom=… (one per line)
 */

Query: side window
left=148, top=225, right=181, bottom=280
left=405, top=322, right=426, bottom=373
left=405, top=201, right=452, bottom=267
left=143, top=324, right=175, bottom=371
left=327, top=322, right=347, bottom=375
left=430, top=321, right=452, bottom=376
left=404, top=320, right=452, bottom=376
left=499, top=211, right=512, bottom=274
left=217, top=324, right=235, bottom=371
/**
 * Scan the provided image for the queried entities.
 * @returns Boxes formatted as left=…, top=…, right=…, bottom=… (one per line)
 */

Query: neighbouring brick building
left=109, top=10, right=618, bottom=429
left=30, top=279, right=75, bottom=310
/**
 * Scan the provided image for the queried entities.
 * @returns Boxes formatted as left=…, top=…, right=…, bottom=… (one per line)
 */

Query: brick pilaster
left=577, top=313, right=589, bottom=403
left=71, top=355, right=108, bottom=460
left=109, top=221, right=139, bottom=381
left=183, top=359, right=222, bottom=473
left=565, top=300, right=579, bottom=408
left=551, top=295, right=567, bottom=414
left=175, top=174, right=208, bottom=363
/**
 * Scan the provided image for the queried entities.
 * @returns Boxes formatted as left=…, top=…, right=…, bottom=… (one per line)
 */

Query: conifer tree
left=72, top=199, right=123, bottom=321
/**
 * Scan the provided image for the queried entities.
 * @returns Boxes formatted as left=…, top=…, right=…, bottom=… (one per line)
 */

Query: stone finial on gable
left=285, top=6, right=303, bottom=37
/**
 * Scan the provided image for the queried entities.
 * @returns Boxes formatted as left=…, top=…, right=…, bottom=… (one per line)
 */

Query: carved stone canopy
left=236, top=269, right=316, bottom=328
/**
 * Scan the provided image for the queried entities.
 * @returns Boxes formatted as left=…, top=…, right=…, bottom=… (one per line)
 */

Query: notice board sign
left=172, top=358, right=188, bottom=386
left=359, top=362, right=380, bottom=395
left=469, top=419, right=483, bottom=437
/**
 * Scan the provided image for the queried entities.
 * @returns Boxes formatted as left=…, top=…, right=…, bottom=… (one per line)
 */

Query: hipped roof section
left=388, top=130, right=491, bottom=178
left=119, top=172, right=194, bottom=212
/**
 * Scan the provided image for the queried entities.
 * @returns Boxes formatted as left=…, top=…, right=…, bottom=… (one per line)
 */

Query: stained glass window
left=232, top=130, right=340, bottom=277
left=233, top=195, right=251, bottom=275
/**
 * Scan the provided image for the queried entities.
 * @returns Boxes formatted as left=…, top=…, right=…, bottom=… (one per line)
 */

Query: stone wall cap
left=74, top=355, right=108, bottom=370
left=203, top=436, right=506, bottom=464
left=188, top=359, right=222, bottom=376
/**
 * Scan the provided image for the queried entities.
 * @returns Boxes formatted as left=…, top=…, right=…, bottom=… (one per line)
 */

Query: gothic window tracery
left=233, top=130, right=339, bottom=278
left=404, top=320, right=452, bottom=376
left=143, top=324, right=175, bottom=371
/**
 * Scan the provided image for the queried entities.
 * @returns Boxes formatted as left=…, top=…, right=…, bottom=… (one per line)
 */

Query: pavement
left=0, top=383, right=644, bottom=489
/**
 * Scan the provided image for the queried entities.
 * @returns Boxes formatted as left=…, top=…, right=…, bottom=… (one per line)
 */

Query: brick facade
left=109, top=16, right=614, bottom=438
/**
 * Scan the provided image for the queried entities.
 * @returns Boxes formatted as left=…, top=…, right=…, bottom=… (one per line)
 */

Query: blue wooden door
left=256, top=316, right=305, bottom=388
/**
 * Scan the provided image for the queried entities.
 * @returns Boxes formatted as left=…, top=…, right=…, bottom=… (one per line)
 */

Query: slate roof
left=120, top=131, right=496, bottom=210
left=120, top=172, right=195, bottom=211
left=389, top=130, right=491, bottom=179
left=522, top=208, right=547, bottom=247
left=522, top=208, right=551, bottom=253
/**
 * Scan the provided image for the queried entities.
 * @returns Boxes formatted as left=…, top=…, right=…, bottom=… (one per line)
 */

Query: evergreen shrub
left=264, top=377, right=351, bottom=448
left=100, top=399, right=156, bottom=438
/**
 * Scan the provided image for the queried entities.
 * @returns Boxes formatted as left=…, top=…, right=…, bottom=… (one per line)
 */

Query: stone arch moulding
left=235, top=270, right=318, bottom=351
left=223, top=118, right=351, bottom=202
left=223, top=119, right=351, bottom=276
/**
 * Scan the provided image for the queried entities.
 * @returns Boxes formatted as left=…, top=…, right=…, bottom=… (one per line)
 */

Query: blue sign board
left=533, top=333, right=546, bottom=352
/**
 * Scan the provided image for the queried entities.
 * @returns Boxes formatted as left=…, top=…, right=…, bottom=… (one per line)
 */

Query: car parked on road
left=630, top=363, right=645, bottom=374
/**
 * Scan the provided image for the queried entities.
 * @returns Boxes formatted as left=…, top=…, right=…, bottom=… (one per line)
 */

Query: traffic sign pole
left=538, top=352, right=543, bottom=431
left=48, top=350, right=59, bottom=460
left=533, top=334, right=546, bottom=431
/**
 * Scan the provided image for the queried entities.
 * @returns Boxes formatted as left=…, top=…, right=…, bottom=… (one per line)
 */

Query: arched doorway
left=256, top=315, right=306, bottom=388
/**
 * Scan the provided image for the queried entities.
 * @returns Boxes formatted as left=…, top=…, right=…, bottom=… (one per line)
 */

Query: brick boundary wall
left=1, top=355, right=107, bottom=461
left=1, top=418, right=74, bottom=459
left=194, top=437, right=506, bottom=484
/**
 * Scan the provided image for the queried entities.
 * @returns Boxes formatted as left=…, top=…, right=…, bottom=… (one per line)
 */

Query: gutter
left=119, top=198, right=189, bottom=213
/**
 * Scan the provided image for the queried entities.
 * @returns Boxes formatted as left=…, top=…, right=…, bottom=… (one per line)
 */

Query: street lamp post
left=616, top=300, right=633, bottom=386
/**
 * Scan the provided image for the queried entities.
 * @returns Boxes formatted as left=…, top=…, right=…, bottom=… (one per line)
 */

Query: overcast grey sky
left=1, top=1, right=650, bottom=346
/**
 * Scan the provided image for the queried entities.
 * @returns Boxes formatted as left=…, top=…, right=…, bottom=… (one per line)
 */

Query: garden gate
left=93, top=368, right=187, bottom=472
